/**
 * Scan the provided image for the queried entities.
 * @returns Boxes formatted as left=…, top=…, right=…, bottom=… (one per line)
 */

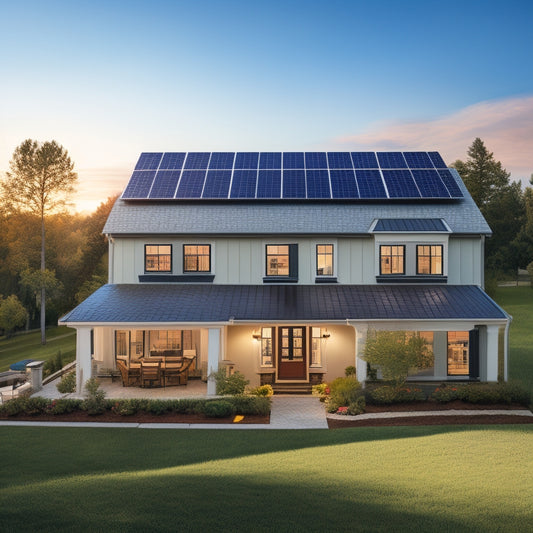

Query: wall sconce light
left=252, top=331, right=261, bottom=341
left=322, top=330, right=331, bottom=339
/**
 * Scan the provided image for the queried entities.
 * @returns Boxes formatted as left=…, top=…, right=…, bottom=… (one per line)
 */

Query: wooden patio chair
left=163, top=354, right=197, bottom=386
left=141, top=361, right=162, bottom=388
left=116, top=360, right=141, bottom=387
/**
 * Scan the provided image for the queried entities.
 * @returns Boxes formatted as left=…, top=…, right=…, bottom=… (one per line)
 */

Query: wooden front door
left=277, top=327, right=307, bottom=380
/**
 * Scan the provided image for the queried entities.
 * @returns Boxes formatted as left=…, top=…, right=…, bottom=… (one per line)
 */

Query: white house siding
left=448, top=237, right=483, bottom=285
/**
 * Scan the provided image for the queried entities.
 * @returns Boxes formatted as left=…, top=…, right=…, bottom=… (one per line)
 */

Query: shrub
left=81, top=378, right=107, bottom=415
left=168, top=398, right=203, bottom=414
left=344, top=365, right=356, bottom=377
left=367, top=385, right=426, bottom=405
left=347, top=396, right=366, bottom=415
left=248, top=384, right=274, bottom=397
left=326, top=376, right=363, bottom=412
left=145, top=399, right=171, bottom=415
left=47, top=399, right=82, bottom=415
left=111, top=399, right=140, bottom=416
left=431, top=385, right=460, bottom=403
left=227, top=395, right=271, bottom=416
left=203, top=400, right=235, bottom=418
left=210, top=368, right=249, bottom=395
left=312, top=383, right=329, bottom=402
left=0, top=397, right=30, bottom=416
left=57, top=371, right=76, bottom=394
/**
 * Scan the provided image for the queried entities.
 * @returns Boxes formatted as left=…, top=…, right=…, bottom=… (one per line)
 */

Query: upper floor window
left=417, top=245, right=443, bottom=275
left=380, top=245, right=405, bottom=275
left=145, top=245, right=172, bottom=272
left=316, top=244, right=334, bottom=276
left=183, top=245, right=211, bottom=272
left=265, top=244, right=298, bottom=281
left=266, top=245, right=289, bottom=276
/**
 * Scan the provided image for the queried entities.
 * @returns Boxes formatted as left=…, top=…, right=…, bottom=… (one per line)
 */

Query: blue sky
left=1, top=0, right=532, bottom=211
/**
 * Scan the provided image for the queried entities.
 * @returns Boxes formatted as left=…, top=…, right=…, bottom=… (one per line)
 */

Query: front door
left=277, top=327, right=307, bottom=380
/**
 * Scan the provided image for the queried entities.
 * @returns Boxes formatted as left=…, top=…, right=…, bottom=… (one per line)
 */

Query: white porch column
left=76, top=327, right=93, bottom=395
left=207, top=327, right=221, bottom=396
left=486, top=324, right=499, bottom=382
left=355, top=326, right=367, bottom=383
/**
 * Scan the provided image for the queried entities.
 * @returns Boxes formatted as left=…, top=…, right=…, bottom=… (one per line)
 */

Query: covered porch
left=59, top=283, right=510, bottom=395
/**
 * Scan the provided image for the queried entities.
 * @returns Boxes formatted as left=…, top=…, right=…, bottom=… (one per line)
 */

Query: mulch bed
left=0, top=411, right=269, bottom=425
left=327, top=400, right=533, bottom=428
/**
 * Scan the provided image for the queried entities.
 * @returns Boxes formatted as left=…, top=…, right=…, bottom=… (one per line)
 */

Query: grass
left=493, top=287, right=533, bottom=397
left=0, top=326, right=76, bottom=372
left=0, top=425, right=531, bottom=532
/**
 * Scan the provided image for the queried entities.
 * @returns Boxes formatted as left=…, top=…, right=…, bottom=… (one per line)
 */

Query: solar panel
left=437, top=169, right=464, bottom=197
left=327, top=152, right=353, bottom=169
left=283, top=169, right=306, bottom=198
left=283, top=152, right=304, bottom=169
left=259, top=152, right=281, bottom=169
left=411, top=169, right=450, bottom=198
left=256, top=170, right=281, bottom=198
left=306, top=169, right=331, bottom=198
left=230, top=170, right=258, bottom=198
left=403, top=152, right=433, bottom=168
left=134, top=153, right=163, bottom=171
left=202, top=170, right=232, bottom=198
left=351, top=152, right=379, bottom=169
left=208, top=152, right=235, bottom=170
left=355, top=170, right=387, bottom=198
left=234, top=152, right=259, bottom=169
left=123, top=150, right=458, bottom=201
left=428, top=151, right=447, bottom=168
left=305, top=152, right=328, bottom=169
left=377, top=152, right=408, bottom=169
left=175, top=170, right=206, bottom=198
left=382, top=170, right=420, bottom=198
left=149, top=170, right=181, bottom=198
left=122, top=170, right=156, bottom=198
left=330, top=169, right=359, bottom=198
left=159, top=152, right=186, bottom=170
left=184, top=152, right=210, bottom=169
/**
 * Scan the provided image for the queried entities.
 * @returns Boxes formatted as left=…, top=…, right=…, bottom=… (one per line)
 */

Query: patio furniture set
left=116, top=354, right=196, bottom=388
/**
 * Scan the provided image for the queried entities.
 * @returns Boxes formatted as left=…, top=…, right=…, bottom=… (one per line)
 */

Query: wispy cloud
left=334, top=95, right=533, bottom=185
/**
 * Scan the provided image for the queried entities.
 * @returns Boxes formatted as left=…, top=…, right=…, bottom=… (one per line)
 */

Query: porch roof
left=59, top=284, right=508, bottom=324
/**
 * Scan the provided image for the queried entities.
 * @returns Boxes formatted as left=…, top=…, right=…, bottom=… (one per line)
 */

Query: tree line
left=451, top=138, right=533, bottom=279
left=0, top=139, right=116, bottom=340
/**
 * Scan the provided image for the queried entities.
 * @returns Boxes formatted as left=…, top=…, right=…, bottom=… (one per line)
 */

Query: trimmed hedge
left=0, top=395, right=271, bottom=418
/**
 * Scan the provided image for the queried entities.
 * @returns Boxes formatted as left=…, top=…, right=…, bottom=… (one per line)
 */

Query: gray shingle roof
left=60, top=284, right=507, bottom=324
left=103, top=170, right=491, bottom=235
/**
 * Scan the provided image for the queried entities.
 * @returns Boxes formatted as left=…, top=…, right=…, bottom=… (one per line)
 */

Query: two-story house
left=60, top=151, right=510, bottom=394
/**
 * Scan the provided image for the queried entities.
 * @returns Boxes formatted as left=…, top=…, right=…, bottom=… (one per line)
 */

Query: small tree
left=3, top=139, right=77, bottom=344
left=0, top=295, right=28, bottom=337
left=363, top=330, right=433, bottom=386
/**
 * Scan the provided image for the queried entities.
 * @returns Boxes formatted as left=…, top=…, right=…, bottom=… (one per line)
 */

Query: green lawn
left=493, top=287, right=533, bottom=395
left=0, top=425, right=531, bottom=532
left=0, top=326, right=76, bottom=372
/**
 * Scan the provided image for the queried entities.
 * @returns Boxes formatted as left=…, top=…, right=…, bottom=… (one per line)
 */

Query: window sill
left=263, top=277, right=299, bottom=284
left=139, top=274, right=215, bottom=283
left=315, top=277, right=338, bottom=284
left=376, top=275, right=447, bottom=284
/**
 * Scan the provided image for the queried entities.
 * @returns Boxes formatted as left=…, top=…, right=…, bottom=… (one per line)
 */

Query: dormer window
left=145, top=245, right=172, bottom=272
left=417, top=245, right=443, bottom=275
left=380, top=245, right=405, bottom=275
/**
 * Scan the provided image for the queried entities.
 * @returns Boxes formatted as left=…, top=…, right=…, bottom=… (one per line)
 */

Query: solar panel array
left=122, top=151, right=463, bottom=200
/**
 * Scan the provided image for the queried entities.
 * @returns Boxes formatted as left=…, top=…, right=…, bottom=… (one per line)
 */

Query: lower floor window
left=447, top=331, right=469, bottom=375
left=261, top=327, right=273, bottom=367
left=311, top=327, right=323, bottom=366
